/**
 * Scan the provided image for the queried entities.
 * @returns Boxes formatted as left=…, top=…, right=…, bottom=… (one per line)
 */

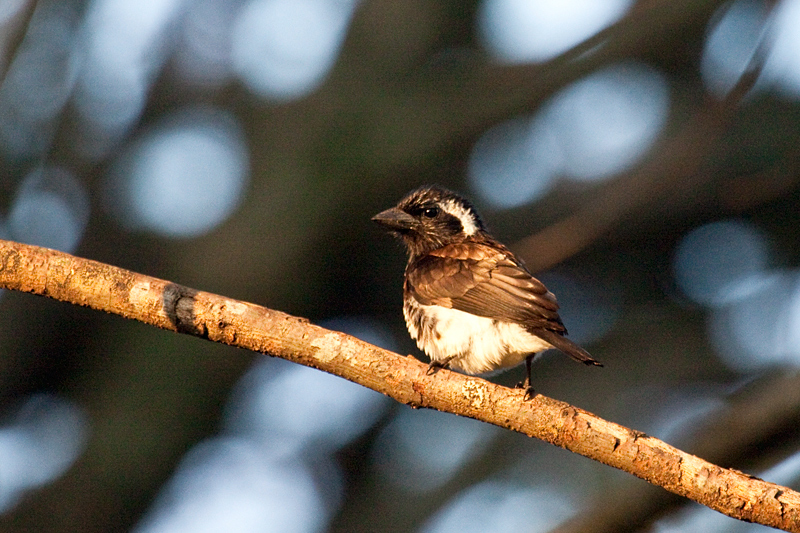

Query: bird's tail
left=534, top=329, right=603, bottom=367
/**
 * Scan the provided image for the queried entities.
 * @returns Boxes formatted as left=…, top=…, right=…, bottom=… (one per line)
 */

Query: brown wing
left=405, top=242, right=566, bottom=333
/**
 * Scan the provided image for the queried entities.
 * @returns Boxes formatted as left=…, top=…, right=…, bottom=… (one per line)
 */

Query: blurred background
left=0, top=0, right=799, bottom=531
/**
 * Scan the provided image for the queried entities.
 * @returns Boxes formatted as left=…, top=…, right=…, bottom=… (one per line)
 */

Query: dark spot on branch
left=163, top=283, right=203, bottom=337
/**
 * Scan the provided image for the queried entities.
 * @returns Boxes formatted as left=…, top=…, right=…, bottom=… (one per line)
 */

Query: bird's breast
left=403, top=297, right=552, bottom=375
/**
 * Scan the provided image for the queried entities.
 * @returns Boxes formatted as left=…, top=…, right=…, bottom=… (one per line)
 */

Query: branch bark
left=0, top=239, right=798, bottom=531
left=553, top=370, right=800, bottom=532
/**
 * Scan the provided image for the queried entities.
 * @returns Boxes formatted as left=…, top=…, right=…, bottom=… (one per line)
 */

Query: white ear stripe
left=440, top=199, right=479, bottom=236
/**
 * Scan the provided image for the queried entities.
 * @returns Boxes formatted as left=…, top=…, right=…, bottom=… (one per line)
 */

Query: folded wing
left=405, top=242, right=565, bottom=333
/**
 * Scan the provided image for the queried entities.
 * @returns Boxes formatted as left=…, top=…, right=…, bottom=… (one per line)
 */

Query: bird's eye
left=422, top=206, right=439, bottom=218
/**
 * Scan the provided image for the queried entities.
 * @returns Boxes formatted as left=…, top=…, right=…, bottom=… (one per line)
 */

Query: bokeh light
left=702, top=0, right=800, bottom=100
left=422, top=481, right=575, bottom=533
left=673, top=220, right=770, bottom=307
left=143, top=314, right=394, bottom=529
left=477, top=0, right=633, bottom=63
left=226, top=358, right=390, bottom=456
left=700, top=0, right=770, bottom=98
left=672, top=219, right=800, bottom=372
left=468, top=116, right=561, bottom=209
left=7, top=166, right=90, bottom=253
left=2, top=0, right=800, bottom=529
left=0, top=0, right=80, bottom=158
left=470, top=62, right=669, bottom=208
left=550, top=63, right=670, bottom=182
left=134, top=437, right=330, bottom=533
left=173, top=0, right=241, bottom=88
left=0, top=0, right=32, bottom=42
left=231, top=0, right=359, bottom=101
left=764, top=0, right=800, bottom=97
left=708, top=270, right=800, bottom=372
left=0, top=394, right=88, bottom=512
left=105, top=106, right=249, bottom=238
left=372, top=407, right=500, bottom=493
left=72, top=0, right=185, bottom=158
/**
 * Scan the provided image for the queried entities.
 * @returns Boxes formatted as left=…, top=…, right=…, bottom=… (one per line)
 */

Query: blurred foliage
left=2, top=0, right=800, bottom=531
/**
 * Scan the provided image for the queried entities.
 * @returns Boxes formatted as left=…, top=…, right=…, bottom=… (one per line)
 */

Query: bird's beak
left=372, top=207, right=416, bottom=231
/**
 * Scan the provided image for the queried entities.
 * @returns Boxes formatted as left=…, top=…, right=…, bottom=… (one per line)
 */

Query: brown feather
left=406, top=242, right=567, bottom=332
left=533, top=328, right=603, bottom=366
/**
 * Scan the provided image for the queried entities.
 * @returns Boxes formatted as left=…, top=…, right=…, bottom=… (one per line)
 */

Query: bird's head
left=372, top=185, right=486, bottom=257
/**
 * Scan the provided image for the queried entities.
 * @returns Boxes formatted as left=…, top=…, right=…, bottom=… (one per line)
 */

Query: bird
left=372, top=185, right=602, bottom=399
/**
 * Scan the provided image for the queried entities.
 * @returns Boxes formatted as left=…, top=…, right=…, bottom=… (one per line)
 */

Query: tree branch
left=0, top=239, right=798, bottom=531
left=553, top=370, right=800, bottom=532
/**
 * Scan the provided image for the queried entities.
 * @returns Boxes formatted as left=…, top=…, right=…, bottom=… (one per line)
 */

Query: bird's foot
left=515, top=379, right=536, bottom=401
left=426, top=360, right=447, bottom=375
left=426, top=356, right=455, bottom=375
left=522, top=386, right=537, bottom=401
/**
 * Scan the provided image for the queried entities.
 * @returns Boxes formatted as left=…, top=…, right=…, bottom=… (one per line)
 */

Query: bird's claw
left=426, top=361, right=446, bottom=375
left=427, top=355, right=457, bottom=375
left=515, top=381, right=536, bottom=401
left=522, top=386, right=536, bottom=401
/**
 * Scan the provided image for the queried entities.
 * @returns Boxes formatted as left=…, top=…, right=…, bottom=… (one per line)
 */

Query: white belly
left=403, top=299, right=552, bottom=375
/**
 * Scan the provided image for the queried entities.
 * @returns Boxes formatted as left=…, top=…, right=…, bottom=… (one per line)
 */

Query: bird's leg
left=515, top=355, right=536, bottom=400
left=427, top=355, right=457, bottom=375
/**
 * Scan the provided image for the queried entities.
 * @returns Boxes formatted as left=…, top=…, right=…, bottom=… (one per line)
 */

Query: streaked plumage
left=373, top=185, right=601, bottom=397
